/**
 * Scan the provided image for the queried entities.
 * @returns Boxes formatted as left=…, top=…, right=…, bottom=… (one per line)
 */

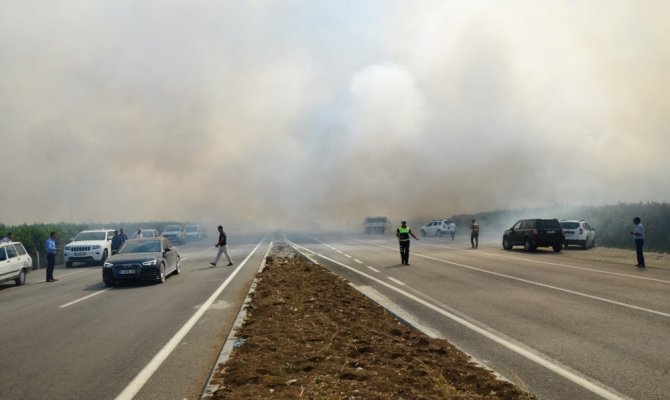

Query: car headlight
left=103, top=262, right=114, bottom=268
left=91, top=245, right=101, bottom=249
left=142, top=259, right=157, bottom=266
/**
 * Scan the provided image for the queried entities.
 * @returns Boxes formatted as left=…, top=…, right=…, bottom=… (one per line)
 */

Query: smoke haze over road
left=1, top=1, right=668, bottom=230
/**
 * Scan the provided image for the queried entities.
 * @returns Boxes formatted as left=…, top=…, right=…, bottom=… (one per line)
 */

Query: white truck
left=363, top=216, right=390, bottom=234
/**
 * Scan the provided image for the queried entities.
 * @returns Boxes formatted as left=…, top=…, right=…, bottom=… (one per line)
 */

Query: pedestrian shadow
left=385, top=263, right=407, bottom=269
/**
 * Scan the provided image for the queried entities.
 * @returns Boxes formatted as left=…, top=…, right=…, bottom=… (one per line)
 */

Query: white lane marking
left=344, top=254, right=352, bottom=258
left=114, top=239, right=266, bottom=400
left=305, top=248, right=628, bottom=400
left=336, top=250, right=343, bottom=254
left=367, top=266, right=380, bottom=273
left=354, top=259, right=363, bottom=264
left=60, top=288, right=112, bottom=308
left=373, top=243, right=670, bottom=319
left=387, top=277, right=405, bottom=286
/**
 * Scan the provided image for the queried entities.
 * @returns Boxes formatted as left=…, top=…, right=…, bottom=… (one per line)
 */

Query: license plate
left=119, top=269, right=136, bottom=275
left=546, top=230, right=555, bottom=234
left=75, top=252, right=86, bottom=256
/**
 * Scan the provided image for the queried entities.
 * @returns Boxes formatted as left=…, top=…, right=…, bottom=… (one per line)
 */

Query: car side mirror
left=164, top=247, right=171, bottom=253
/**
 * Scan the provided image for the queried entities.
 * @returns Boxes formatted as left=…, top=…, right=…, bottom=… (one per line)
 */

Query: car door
left=1, top=245, right=20, bottom=279
left=0, top=246, right=11, bottom=280
left=13, top=243, right=32, bottom=270
left=509, top=221, right=524, bottom=245
left=162, top=239, right=176, bottom=272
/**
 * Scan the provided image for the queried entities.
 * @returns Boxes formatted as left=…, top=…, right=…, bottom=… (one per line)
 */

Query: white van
left=0, top=241, right=33, bottom=286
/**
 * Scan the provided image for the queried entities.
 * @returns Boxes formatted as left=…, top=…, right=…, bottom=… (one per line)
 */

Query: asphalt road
left=286, top=232, right=670, bottom=400
left=0, top=234, right=270, bottom=400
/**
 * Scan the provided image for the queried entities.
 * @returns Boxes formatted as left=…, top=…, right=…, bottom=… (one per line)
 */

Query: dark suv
left=502, top=219, right=564, bottom=252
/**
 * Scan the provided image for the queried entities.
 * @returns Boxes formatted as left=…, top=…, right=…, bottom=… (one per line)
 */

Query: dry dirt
left=209, top=243, right=535, bottom=400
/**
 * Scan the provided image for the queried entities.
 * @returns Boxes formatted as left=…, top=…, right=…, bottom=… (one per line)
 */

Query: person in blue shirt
left=111, top=230, right=124, bottom=254
left=630, top=217, right=645, bottom=268
left=45, top=232, right=58, bottom=282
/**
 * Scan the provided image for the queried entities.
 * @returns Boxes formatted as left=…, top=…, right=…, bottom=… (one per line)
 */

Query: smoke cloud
left=1, top=1, right=668, bottom=230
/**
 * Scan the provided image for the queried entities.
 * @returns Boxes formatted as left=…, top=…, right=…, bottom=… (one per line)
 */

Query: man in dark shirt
left=396, top=219, right=419, bottom=265
left=210, top=225, right=233, bottom=267
left=111, top=230, right=123, bottom=254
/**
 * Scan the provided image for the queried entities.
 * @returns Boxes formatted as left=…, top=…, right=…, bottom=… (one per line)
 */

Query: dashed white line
left=60, top=288, right=112, bottom=308
left=344, top=254, right=352, bottom=258
left=367, top=266, right=380, bottom=273
left=387, top=277, right=405, bottom=286
left=353, top=259, right=363, bottom=264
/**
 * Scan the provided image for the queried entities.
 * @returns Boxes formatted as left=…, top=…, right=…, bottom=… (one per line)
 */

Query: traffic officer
left=396, top=218, right=419, bottom=265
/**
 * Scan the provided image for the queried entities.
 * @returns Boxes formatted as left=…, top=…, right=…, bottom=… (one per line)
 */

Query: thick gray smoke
left=1, top=1, right=669, bottom=231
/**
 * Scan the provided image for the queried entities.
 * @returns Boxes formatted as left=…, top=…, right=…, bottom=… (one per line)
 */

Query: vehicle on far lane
left=420, top=219, right=454, bottom=237
left=184, top=224, right=205, bottom=241
left=502, top=218, right=564, bottom=252
left=560, top=220, right=596, bottom=249
left=162, top=224, right=186, bottom=244
left=140, top=228, right=159, bottom=238
left=102, top=237, right=180, bottom=286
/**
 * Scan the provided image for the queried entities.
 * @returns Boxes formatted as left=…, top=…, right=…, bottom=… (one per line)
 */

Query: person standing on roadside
left=470, top=219, right=480, bottom=249
left=630, top=217, right=645, bottom=268
left=396, top=219, right=419, bottom=265
left=1, top=232, right=13, bottom=243
left=210, top=225, right=233, bottom=267
left=119, top=228, right=128, bottom=243
left=133, top=228, right=142, bottom=238
left=448, top=222, right=456, bottom=241
left=45, top=232, right=58, bottom=282
left=111, top=230, right=123, bottom=254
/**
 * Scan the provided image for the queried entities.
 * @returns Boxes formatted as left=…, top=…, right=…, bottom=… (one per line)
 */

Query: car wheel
left=553, top=244, right=562, bottom=252
left=502, top=237, right=512, bottom=250
left=436, top=230, right=443, bottom=237
left=581, top=240, right=588, bottom=249
left=174, top=257, right=181, bottom=275
left=100, top=249, right=108, bottom=265
left=66, top=261, right=73, bottom=268
left=103, top=279, right=115, bottom=287
left=591, top=238, right=596, bottom=248
left=157, top=263, right=166, bottom=283
left=14, top=269, right=26, bottom=286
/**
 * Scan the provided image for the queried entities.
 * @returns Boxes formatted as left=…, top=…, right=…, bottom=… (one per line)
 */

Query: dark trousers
left=46, top=253, right=56, bottom=280
left=471, top=233, right=479, bottom=248
left=635, top=239, right=645, bottom=266
left=399, top=241, right=410, bottom=265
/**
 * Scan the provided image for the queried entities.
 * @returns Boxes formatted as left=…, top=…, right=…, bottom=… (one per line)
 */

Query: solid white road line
left=60, top=288, right=112, bottom=308
left=114, top=239, right=266, bottom=400
left=306, top=248, right=629, bottom=400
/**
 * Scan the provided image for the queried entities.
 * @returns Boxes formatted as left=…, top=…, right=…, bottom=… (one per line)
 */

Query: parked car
left=420, top=219, right=455, bottom=237
left=102, top=237, right=181, bottom=286
left=64, top=229, right=115, bottom=267
left=502, top=219, right=564, bottom=252
left=0, top=241, right=33, bottom=286
left=363, top=217, right=390, bottom=234
left=162, top=224, right=186, bottom=245
left=184, top=224, right=205, bottom=241
left=140, top=228, right=159, bottom=238
left=560, top=220, right=596, bottom=249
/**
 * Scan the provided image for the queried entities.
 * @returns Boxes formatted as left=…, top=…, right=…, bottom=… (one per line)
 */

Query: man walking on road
left=45, top=232, right=58, bottom=282
left=630, top=217, right=645, bottom=268
left=470, top=219, right=480, bottom=249
left=210, top=225, right=233, bottom=267
left=396, top=219, right=419, bottom=265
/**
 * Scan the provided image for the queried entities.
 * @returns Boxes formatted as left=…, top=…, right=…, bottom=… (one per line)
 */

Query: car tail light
left=579, top=228, right=584, bottom=235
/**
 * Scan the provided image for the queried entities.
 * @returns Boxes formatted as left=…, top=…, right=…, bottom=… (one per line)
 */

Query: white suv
left=420, top=219, right=454, bottom=237
left=560, top=220, right=596, bottom=249
left=0, top=241, right=33, bottom=286
left=184, top=224, right=204, bottom=241
left=63, top=229, right=115, bottom=267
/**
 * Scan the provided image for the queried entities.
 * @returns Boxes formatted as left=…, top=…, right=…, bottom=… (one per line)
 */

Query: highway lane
left=287, top=232, right=670, bottom=400
left=0, top=234, right=270, bottom=400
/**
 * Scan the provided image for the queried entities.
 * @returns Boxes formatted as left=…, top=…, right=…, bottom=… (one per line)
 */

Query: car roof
left=79, top=229, right=114, bottom=233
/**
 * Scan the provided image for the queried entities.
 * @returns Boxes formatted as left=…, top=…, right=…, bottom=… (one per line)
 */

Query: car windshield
left=185, top=226, right=198, bottom=232
left=560, top=222, right=580, bottom=229
left=119, top=240, right=161, bottom=253
left=74, top=232, right=107, bottom=241
left=164, top=225, right=180, bottom=232
left=143, top=231, right=156, bottom=237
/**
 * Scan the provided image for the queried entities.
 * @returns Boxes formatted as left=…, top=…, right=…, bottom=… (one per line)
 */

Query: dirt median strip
left=207, top=242, right=535, bottom=399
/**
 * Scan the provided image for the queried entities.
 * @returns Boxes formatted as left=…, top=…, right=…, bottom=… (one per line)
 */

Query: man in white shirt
left=630, top=217, right=645, bottom=268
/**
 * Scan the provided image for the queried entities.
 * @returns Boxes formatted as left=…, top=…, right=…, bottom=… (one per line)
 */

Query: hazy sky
left=1, top=0, right=668, bottom=230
